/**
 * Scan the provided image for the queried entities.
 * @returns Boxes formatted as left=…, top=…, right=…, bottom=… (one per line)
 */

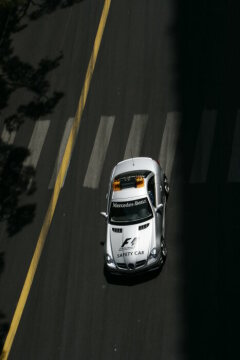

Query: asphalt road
left=0, top=0, right=240, bottom=359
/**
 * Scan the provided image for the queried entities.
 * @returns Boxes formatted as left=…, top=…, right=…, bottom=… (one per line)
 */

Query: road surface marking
left=1, top=125, right=16, bottom=145
left=0, top=1, right=112, bottom=359
left=190, top=110, right=217, bottom=183
left=23, top=120, right=50, bottom=168
left=159, top=112, right=181, bottom=181
left=124, top=114, right=148, bottom=159
left=228, top=110, right=240, bottom=182
left=83, top=116, right=115, bottom=189
left=48, top=118, right=74, bottom=189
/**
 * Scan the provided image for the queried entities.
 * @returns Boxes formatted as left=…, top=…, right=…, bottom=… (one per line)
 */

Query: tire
left=164, top=175, right=169, bottom=199
left=161, top=238, right=167, bottom=260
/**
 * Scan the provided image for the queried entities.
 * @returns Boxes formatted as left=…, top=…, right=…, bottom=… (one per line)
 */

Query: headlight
left=149, top=248, right=159, bottom=259
left=106, top=254, right=113, bottom=264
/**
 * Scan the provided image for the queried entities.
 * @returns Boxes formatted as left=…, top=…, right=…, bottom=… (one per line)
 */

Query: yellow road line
left=0, top=1, right=111, bottom=359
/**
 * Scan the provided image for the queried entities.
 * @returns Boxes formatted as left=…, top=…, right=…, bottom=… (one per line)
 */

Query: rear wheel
left=164, top=175, right=169, bottom=199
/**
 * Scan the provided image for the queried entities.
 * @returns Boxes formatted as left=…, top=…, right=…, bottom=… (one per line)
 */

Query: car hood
left=109, top=220, right=154, bottom=266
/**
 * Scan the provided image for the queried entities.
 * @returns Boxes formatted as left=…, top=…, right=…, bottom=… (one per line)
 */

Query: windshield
left=109, top=198, right=153, bottom=225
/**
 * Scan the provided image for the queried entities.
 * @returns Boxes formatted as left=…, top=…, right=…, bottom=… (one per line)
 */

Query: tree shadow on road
left=0, top=310, right=9, bottom=358
left=0, top=1, right=70, bottom=353
left=28, top=0, right=85, bottom=21
left=0, top=254, right=9, bottom=355
left=0, top=2, right=65, bottom=236
left=0, top=141, right=37, bottom=236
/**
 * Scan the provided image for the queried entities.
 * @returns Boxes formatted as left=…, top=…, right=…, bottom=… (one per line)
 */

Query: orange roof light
left=113, top=179, right=121, bottom=191
left=136, top=176, right=144, bottom=188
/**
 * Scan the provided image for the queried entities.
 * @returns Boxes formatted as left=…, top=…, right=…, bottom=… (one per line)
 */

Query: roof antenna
left=131, top=149, right=135, bottom=166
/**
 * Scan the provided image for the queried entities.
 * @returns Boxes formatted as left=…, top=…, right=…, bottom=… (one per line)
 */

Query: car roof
left=112, top=187, right=148, bottom=201
left=111, top=157, right=158, bottom=202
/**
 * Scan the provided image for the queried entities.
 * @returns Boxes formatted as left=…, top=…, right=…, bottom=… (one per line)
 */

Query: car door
left=148, top=175, right=162, bottom=247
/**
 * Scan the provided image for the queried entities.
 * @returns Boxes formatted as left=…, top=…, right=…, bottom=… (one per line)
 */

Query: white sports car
left=100, top=157, right=169, bottom=275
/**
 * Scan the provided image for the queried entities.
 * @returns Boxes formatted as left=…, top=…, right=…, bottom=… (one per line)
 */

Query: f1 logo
left=121, top=238, right=131, bottom=247
left=121, top=237, right=137, bottom=248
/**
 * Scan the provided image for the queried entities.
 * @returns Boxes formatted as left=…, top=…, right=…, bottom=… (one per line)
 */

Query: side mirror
left=155, top=203, right=163, bottom=214
left=100, top=211, right=108, bottom=219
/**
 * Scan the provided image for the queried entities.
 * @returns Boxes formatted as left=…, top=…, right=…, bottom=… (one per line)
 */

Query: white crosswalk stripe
left=24, top=120, right=50, bottom=168
left=48, top=118, right=74, bottom=189
left=189, top=110, right=217, bottom=183
left=124, top=114, right=148, bottom=159
left=83, top=116, right=115, bottom=189
left=1, top=125, right=16, bottom=145
left=159, top=111, right=181, bottom=182
left=228, top=110, right=240, bottom=182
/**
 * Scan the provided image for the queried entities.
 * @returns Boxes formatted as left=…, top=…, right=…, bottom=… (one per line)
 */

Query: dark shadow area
left=0, top=1, right=65, bottom=236
left=0, top=142, right=36, bottom=236
left=0, top=1, right=68, bottom=352
left=0, top=254, right=8, bottom=355
left=27, top=0, right=85, bottom=21
left=175, top=0, right=240, bottom=359
left=0, top=32, right=64, bottom=130
left=0, top=0, right=84, bottom=22
left=0, top=310, right=9, bottom=358
left=104, top=265, right=163, bottom=286
left=0, top=252, right=4, bottom=276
